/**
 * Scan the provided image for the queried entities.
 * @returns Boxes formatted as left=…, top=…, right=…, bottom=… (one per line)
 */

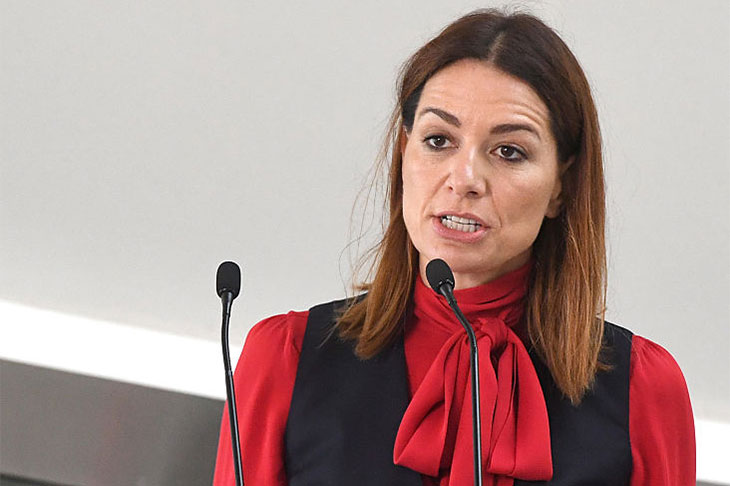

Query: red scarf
left=393, top=263, right=552, bottom=485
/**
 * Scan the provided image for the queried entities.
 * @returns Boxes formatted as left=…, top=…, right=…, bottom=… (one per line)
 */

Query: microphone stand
left=221, top=291, right=244, bottom=486
left=427, top=259, right=482, bottom=486
left=440, top=290, right=484, bottom=486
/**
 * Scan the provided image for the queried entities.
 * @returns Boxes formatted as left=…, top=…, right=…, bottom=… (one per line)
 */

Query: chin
left=425, top=246, right=530, bottom=287
left=424, top=250, right=491, bottom=279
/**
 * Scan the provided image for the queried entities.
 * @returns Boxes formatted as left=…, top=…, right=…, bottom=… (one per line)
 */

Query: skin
left=401, top=59, right=570, bottom=289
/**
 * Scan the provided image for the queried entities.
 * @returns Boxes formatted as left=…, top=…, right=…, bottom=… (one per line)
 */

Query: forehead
left=417, top=59, right=551, bottom=134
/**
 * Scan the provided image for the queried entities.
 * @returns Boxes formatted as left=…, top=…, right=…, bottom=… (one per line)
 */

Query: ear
left=545, top=156, right=574, bottom=218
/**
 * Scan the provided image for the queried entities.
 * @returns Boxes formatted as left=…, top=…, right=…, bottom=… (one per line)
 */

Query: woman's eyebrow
left=490, top=123, right=541, bottom=141
left=418, top=108, right=541, bottom=141
left=418, top=107, right=461, bottom=127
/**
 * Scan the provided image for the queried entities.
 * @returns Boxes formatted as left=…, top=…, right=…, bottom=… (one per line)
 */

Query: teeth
left=444, top=215, right=478, bottom=225
left=441, top=215, right=481, bottom=233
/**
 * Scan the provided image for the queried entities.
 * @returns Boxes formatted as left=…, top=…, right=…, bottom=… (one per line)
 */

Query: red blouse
left=212, top=274, right=695, bottom=485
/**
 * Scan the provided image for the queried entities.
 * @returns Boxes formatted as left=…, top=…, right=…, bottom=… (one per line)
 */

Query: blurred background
left=1, top=0, right=728, bottom=484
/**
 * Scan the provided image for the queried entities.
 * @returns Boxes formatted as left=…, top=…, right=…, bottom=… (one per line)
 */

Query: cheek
left=496, top=174, right=556, bottom=228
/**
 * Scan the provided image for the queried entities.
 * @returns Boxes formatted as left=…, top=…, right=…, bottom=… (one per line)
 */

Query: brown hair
left=337, top=9, right=606, bottom=404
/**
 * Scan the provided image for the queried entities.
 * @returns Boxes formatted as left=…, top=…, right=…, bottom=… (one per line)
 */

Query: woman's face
left=402, top=59, right=566, bottom=289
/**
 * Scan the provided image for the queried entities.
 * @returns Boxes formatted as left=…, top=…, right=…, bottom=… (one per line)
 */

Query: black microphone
left=425, top=259, right=483, bottom=486
left=425, top=258, right=456, bottom=304
left=217, top=260, right=241, bottom=301
left=216, top=261, right=244, bottom=486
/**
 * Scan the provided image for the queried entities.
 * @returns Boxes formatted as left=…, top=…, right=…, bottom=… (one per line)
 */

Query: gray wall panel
left=0, top=360, right=223, bottom=486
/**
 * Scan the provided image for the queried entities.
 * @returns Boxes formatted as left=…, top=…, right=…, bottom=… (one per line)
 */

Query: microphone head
left=425, top=258, right=455, bottom=294
left=216, top=261, right=241, bottom=299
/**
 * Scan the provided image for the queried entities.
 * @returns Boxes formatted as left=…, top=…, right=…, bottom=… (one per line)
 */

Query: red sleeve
left=212, top=310, right=308, bottom=486
left=629, top=335, right=695, bottom=485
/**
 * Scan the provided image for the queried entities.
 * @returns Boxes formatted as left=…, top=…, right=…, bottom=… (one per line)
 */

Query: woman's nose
left=446, top=146, right=486, bottom=197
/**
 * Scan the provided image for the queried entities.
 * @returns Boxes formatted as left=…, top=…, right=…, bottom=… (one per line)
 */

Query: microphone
left=425, top=258, right=455, bottom=304
left=217, top=260, right=241, bottom=301
left=216, top=261, right=244, bottom=486
left=425, top=259, right=483, bottom=486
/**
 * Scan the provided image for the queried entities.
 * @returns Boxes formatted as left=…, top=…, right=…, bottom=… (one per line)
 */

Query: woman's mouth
left=432, top=214, right=487, bottom=243
left=440, top=215, right=482, bottom=233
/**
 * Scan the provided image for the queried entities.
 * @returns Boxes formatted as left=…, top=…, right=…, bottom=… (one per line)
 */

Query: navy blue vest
left=285, top=298, right=633, bottom=485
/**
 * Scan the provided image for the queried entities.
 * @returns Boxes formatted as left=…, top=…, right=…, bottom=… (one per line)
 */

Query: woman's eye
left=496, top=145, right=526, bottom=162
left=424, top=135, right=451, bottom=150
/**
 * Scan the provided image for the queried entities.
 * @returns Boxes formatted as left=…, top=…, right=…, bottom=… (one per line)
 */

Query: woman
left=213, top=9, right=694, bottom=486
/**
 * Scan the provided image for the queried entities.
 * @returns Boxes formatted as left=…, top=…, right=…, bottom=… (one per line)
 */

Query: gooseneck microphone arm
left=217, top=261, right=244, bottom=486
left=426, top=259, right=483, bottom=486
left=445, top=295, right=483, bottom=486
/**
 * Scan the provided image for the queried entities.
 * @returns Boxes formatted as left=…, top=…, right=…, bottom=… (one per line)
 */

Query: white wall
left=2, top=0, right=728, bottom=480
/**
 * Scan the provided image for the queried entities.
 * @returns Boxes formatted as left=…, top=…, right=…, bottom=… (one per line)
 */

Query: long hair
left=337, top=9, right=606, bottom=404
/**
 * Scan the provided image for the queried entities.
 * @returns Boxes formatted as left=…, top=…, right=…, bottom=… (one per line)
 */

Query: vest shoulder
left=603, top=321, right=634, bottom=346
left=596, top=321, right=634, bottom=371
left=308, top=294, right=366, bottom=315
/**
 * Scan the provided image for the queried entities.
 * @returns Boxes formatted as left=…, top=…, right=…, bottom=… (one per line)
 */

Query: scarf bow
left=393, top=272, right=552, bottom=485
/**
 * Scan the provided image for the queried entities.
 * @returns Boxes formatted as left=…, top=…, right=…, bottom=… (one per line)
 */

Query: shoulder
left=629, top=334, right=691, bottom=401
left=243, top=310, right=310, bottom=357
left=241, top=296, right=359, bottom=362
left=306, top=296, right=356, bottom=330
left=623, top=334, right=696, bottom=482
left=232, top=310, right=310, bottom=387
left=625, top=330, right=694, bottom=443
left=602, top=321, right=634, bottom=351
left=598, top=322, right=692, bottom=412
left=603, top=321, right=689, bottom=394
